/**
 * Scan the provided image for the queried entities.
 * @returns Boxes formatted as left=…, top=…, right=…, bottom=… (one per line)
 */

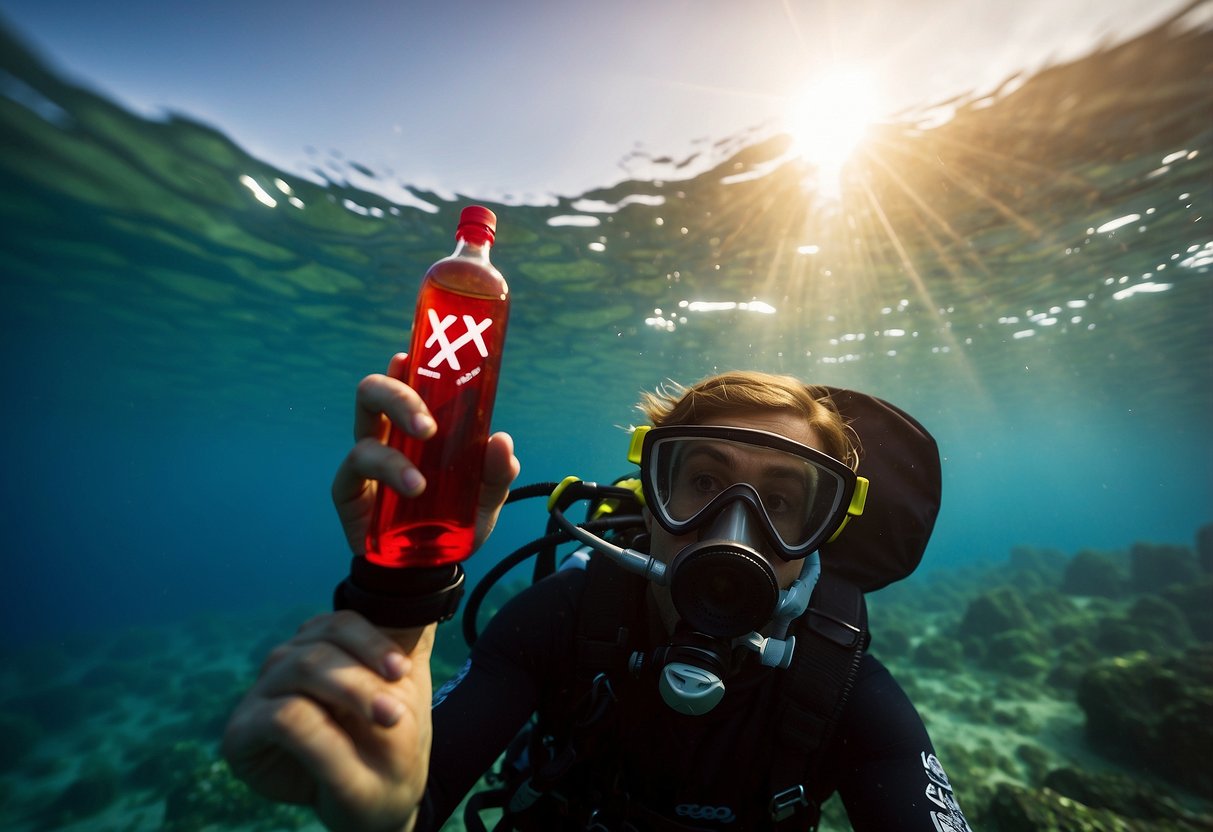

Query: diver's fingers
left=474, top=431, right=521, bottom=549
left=481, top=432, right=520, bottom=504
left=257, top=637, right=406, bottom=730
left=353, top=373, right=436, bottom=444
left=332, top=436, right=426, bottom=513
left=386, top=352, right=409, bottom=380
left=289, top=611, right=411, bottom=682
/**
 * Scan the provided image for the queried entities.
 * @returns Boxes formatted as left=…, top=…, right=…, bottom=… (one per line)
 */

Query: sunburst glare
left=785, top=67, right=882, bottom=197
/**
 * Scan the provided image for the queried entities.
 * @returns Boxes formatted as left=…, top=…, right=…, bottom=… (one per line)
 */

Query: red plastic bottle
left=366, top=205, right=509, bottom=568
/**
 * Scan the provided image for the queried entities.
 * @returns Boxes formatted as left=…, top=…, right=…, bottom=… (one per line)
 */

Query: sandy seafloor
left=2, top=527, right=1211, bottom=832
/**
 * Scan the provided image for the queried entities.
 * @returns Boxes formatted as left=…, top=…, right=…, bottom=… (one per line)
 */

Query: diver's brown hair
left=637, top=370, right=860, bottom=469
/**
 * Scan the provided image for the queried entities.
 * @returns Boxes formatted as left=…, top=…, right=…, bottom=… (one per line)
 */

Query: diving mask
left=629, top=424, right=868, bottom=560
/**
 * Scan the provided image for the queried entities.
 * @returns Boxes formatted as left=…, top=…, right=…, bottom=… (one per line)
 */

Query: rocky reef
left=856, top=522, right=1213, bottom=832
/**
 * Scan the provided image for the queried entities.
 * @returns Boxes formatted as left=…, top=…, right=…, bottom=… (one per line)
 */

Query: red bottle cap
left=457, top=205, right=496, bottom=244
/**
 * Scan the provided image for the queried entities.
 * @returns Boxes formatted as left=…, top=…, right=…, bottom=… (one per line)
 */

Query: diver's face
left=645, top=410, right=824, bottom=627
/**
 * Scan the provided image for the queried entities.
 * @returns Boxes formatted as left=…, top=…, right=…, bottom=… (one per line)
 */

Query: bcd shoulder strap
left=768, top=572, right=869, bottom=829
left=573, top=552, right=647, bottom=678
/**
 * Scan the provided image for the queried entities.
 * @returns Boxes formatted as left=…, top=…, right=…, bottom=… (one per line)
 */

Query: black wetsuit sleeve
left=830, top=655, right=972, bottom=832
left=413, top=568, right=585, bottom=832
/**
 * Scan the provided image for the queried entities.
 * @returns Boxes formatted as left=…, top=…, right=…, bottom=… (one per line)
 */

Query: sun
left=785, top=66, right=881, bottom=194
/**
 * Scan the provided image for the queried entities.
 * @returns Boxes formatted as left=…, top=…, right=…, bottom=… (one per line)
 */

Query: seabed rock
left=1162, top=577, right=1213, bottom=641
left=1063, top=549, right=1128, bottom=598
left=1047, top=637, right=1102, bottom=689
left=1130, top=542, right=1202, bottom=594
left=1043, top=768, right=1210, bottom=824
left=960, top=587, right=1034, bottom=638
left=984, top=782, right=1212, bottom=831
left=1076, top=647, right=1213, bottom=801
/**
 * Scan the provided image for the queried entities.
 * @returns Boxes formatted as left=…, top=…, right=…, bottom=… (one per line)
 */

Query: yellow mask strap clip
left=626, top=425, right=651, bottom=466
left=827, top=475, right=869, bottom=543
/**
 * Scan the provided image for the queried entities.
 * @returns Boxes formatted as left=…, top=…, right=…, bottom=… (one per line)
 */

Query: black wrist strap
left=334, top=558, right=465, bottom=628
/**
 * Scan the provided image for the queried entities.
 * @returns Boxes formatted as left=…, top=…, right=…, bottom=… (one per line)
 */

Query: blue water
left=0, top=8, right=1211, bottom=829
left=4, top=11, right=1209, bottom=643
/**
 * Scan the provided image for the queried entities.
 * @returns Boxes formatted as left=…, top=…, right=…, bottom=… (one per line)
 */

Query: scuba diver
left=223, top=365, right=972, bottom=832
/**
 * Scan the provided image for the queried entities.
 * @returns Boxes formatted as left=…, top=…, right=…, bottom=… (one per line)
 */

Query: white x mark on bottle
left=425, top=309, right=494, bottom=371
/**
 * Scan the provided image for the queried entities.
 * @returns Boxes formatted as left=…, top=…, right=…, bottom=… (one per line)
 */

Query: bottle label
left=417, top=308, right=495, bottom=378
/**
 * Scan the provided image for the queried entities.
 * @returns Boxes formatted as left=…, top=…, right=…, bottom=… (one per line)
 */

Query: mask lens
left=650, top=434, right=849, bottom=556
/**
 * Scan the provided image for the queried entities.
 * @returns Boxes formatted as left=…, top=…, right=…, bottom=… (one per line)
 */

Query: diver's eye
left=764, top=492, right=794, bottom=516
left=690, top=472, right=723, bottom=495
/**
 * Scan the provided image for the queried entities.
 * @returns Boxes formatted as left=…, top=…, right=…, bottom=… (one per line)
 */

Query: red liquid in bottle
left=366, top=208, right=509, bottom=568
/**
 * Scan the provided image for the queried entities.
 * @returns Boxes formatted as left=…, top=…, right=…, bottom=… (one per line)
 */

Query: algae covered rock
left=1093, top=617, right=1162, bottom=656
left=1006, top=544, right=1069, bottom=590
left=1046, top=638, right=1101, bottom=689
left=1093, top=595, right=1191, bottom=656
left=1043, top=768, right=1209, bottom=823
left=1162, top=576, right=1213, bottom=642
left=985, top=783, right=1125, bottom=831
left=960, top=587, right=1034, bottom=637
left=983, top=782, right=1209, bottom=831
left=1129, top=542, right=1201, bottom=593
left=957, top=587, right=1056, bottom=676
left=986, top=629, right=1051, bottom=678
left=1062, top=549, right=1127, bottom=597
left=1022, top=588, right=1079, bottom=622
left=1076, top=646, right=1213, bottom=800
left=1126, top=595, right=1192, bottom=638
left=1014, top=743, right=1052, bottom=786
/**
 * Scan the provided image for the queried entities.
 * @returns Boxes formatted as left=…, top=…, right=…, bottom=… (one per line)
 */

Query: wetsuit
left=418, top=566, right=971, bottom=832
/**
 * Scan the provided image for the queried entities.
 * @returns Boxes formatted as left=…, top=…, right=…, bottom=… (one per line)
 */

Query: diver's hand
left=331, top=352, right=520, bottom=557
left=223, top=612, right=435, bottom=832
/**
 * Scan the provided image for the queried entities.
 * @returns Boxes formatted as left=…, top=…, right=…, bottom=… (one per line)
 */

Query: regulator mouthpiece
left=669, top=501, right=781, bottom=638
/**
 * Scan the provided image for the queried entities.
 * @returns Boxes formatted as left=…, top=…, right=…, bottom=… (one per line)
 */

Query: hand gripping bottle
left=335, top=205, right=509, bottom=628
